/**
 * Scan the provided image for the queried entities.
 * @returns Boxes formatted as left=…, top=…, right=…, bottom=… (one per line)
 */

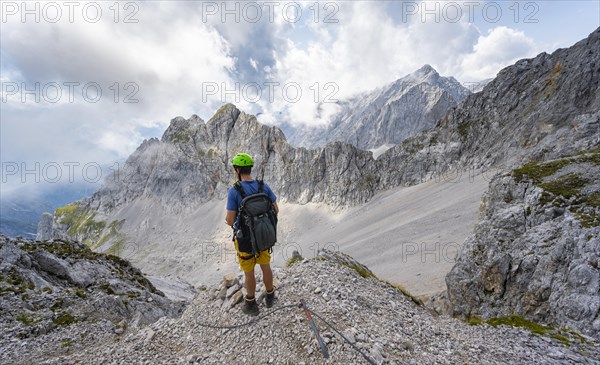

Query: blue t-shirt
left=227, top=180, right=277, bottom=228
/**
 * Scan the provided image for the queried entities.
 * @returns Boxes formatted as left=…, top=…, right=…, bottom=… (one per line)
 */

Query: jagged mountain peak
left=417, top=63, right=436, bottom=73
left=382, top=64, right=449, bottom=94
left=206, top=103, right=240, bottom=123
left=398, top=64, right=441, bottom=85
left=286, top=64, right=471, bottom=150
left=161, top=115, right=204, bottom=143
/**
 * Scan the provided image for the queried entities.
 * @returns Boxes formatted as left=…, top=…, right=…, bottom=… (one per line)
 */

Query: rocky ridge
left=38, top=250, right=599, bottom=365
left=0, top=235, right=186, bottom=364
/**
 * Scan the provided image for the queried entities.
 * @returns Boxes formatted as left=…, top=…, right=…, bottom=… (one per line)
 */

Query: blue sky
left=1, top=1, right=599, bottom=196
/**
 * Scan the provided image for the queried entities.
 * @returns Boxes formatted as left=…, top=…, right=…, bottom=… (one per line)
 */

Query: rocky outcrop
left=36, top=213, right=54, bottom=241
left=285, top=64, right=471, bottom=150
left=0, top=235, right=186, bottom=364
left=37, top=249, right=598, bottom=364
left=444, top=150, right=600, bottom=338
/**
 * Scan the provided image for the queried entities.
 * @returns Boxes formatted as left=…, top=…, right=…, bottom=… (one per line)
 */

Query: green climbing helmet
left=231, top=153, right=254, bottom=167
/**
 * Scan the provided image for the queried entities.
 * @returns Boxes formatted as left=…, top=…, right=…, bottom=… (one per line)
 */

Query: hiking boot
left=241, top=296, right=259, bottom=316
left=265, top=289, right=275, bottom=308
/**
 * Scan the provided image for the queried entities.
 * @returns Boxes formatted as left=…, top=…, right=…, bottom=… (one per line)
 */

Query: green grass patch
left=22, top=240, right=101, bottom=261
left=54, top=204, right=82, bottom=226
left=53, top=312, right=76, bottom=327
left=91, top=220, right=126, bottom=251
left=385, top=281, right=423, bottom=306
left=16, top=313, right=34, bottom=325
left=171, top=130, right=191, bottom=143
left=486, top=315, right=551, bottom=335
left=0, top=268, right=35, bottom=295
left=538, top=173, right=590, bottom=201
left=512, top=150, right=600, bottom=227
left=286, top=257, right=301, bottom=267
left=50, top=298, right=64, bottom=311
left=429, top=135, right=438, bottom=146
left=512, top=160, right=570, bottom=184
left=473, top=315, right=600, bottom=347
left=584, top=191, right=600, bottom=208
left=343, top=263, right=375, bottom=279
left=575, top=212, right=600, bottom=228
left=61, top=340, right=74, bottom=347
left=208, top=103, right=234, bottom=123
left=467, top=316, right=484, bottom=326
left=75, top=288, right=87, bottom=298
left=105, top=237, right=127, bottom=256
left=577, top=147, right=600, bottom=155
left=55, top=204, right=106, bottom=242
left=0, top=286, right=17, bottom=294
left=457, top=120, right=473, bottom=139
left=99, top=283, right=115, bottom=295
left=360, top=174, right=377, bottom=188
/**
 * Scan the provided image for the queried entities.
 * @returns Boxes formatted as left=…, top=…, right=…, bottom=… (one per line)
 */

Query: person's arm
left=273, top=201, right=279, bottom=215
left=225, top=188, right=238, bottom=227
left=225, top=210, right=237, bottom=227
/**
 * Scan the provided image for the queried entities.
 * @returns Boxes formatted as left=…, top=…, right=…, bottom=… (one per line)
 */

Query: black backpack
left=233, top=180, right=278, bottom=255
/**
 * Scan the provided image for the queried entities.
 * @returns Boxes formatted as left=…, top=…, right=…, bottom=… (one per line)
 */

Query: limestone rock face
left=445, top=151, right=600, bottom=338
left=36, top=213, right=54, bottom=241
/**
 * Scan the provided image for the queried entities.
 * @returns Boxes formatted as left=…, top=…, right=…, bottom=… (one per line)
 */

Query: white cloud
left=459, top=26, right=538, bottom=81
left=249, top=58, right=259, bottom=71
left=1, top=1, right=237, bottom=169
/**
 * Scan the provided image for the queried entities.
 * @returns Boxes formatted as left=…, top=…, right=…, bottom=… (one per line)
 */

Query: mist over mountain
left=283, top=65, right=471, bottom=151
left=463, top=78, right=494, bottom=93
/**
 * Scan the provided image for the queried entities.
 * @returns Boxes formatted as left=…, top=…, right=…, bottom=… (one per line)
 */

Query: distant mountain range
left=282, top=64, right=472, bottom=152
left=0, top=183, right=97, bottom=238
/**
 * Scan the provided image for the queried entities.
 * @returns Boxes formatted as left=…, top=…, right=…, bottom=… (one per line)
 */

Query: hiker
left=225, top=153, right=279, bottom=315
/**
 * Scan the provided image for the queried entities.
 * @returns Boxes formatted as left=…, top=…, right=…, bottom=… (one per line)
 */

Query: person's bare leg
left=244, top=269, right=256, bottom=298
left=260, top=264, right=273, bottom=292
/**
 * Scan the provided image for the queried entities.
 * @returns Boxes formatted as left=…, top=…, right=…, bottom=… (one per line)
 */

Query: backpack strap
left=233, top=181, right=246, bottom=199
left=257, top=180, right=264, bottom=193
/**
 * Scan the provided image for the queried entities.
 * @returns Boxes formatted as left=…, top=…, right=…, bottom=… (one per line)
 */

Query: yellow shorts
left=234, top=239, right=271, bottom=272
